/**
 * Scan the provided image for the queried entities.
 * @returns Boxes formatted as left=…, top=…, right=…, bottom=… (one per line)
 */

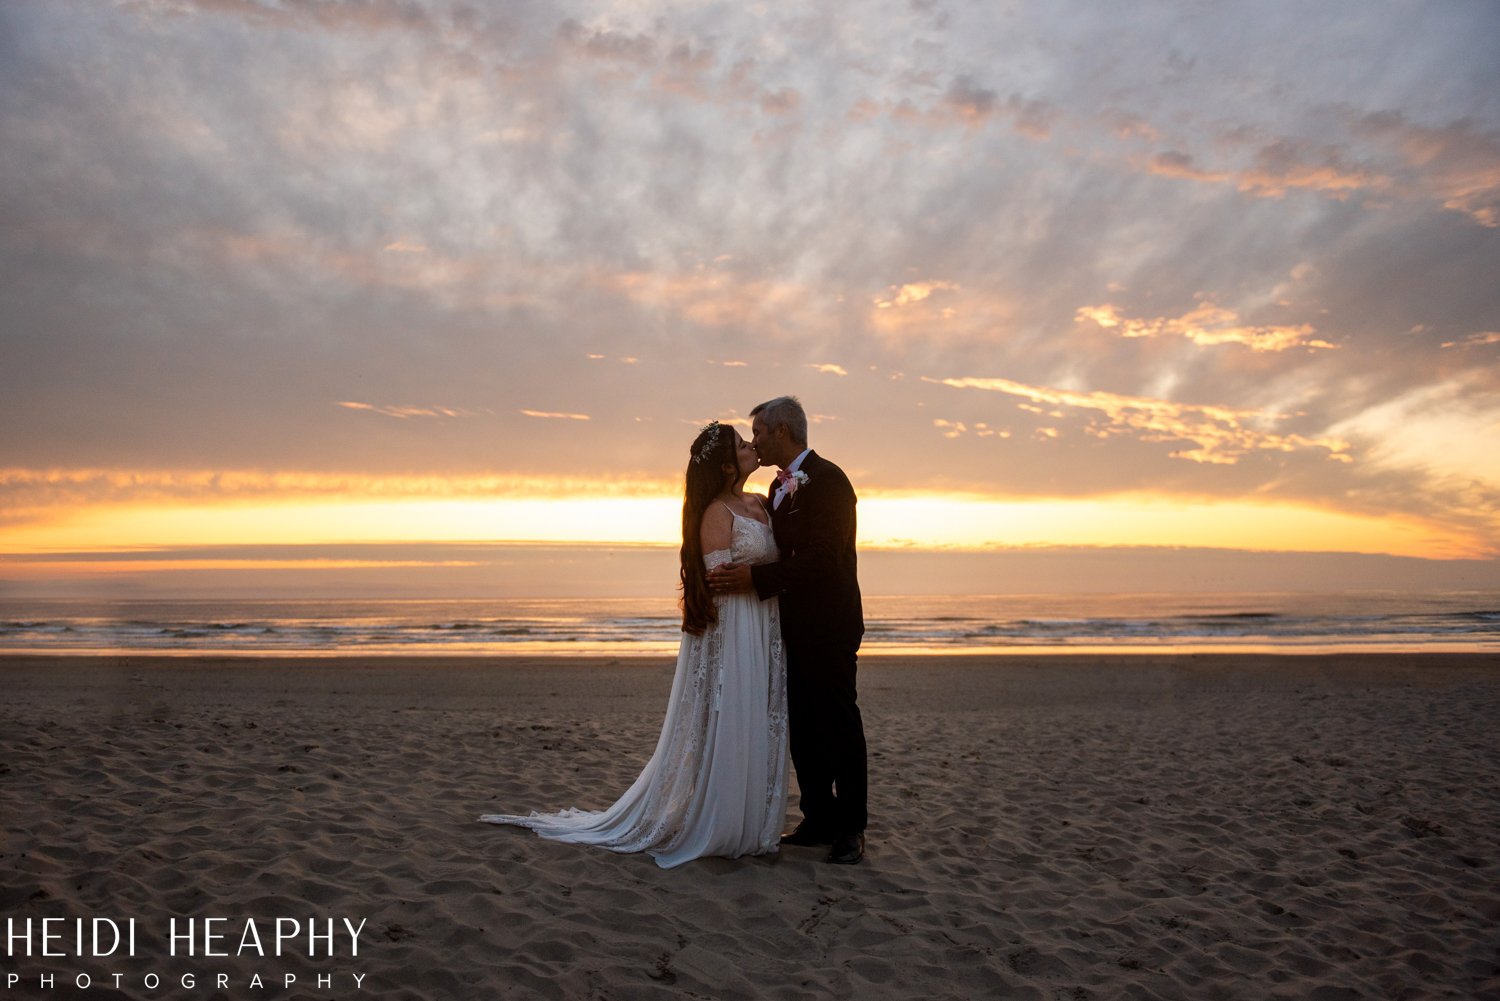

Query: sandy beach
left=3, top=653, right=1498, bottom=1000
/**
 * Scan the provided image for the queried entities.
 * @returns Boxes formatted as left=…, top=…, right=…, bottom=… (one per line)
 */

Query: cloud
left=1076, top=302, right=1338, bottom=353
left=868, top=280, right=979, bottom=338
left=557, top=18, right=661, bottom=66
left=1143, top=139, right=1390, bottom=203
left=886, top=77, right=1058, bottom=138
left=1236, top=138, right=1390, bottom=200
left=1148, top=150, right=1230, bottom=185
left=149, top=0, right=444, bottom=35
left=808, top=363, right=848, bottom=376
left=1326, top=371, right=1500, bottom=546
left=927, top=376, right=1352, bottom=466
left=520, top=410, right=591, bottom=421
left=338, top=401, right=490, bottom=419
left=875, top=281, right=960, bottom=309
left=1357, top=111, right=1500, bottom=227
left=1441, top=332, right=1500, bottom=349
left=938, top=76, right=999, bottom=129
left=1139, top=112, right=1500, bottom=226
left=759, top=88, right=801, bottom=116
left=933, top=419, right=1005, bottom=440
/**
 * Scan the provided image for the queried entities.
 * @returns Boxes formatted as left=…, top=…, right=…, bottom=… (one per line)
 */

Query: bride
left=480, top=421, right=789, bottom=868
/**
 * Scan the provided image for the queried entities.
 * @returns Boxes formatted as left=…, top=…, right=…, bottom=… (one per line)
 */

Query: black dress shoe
left=826, top=832, right=865, bottom=865
left=780, top=821, right=834, bottom=847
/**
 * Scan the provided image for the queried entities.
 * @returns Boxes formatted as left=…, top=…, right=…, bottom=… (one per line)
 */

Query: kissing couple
left=481, top=395, right=869, bottom=867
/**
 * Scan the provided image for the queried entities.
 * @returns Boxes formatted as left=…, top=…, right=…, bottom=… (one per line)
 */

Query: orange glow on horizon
left=857, top=493, right=1472, bottom=558
left=0, top=486, right=1483, bottom=562
left=0, top=558, right=487, bottom=576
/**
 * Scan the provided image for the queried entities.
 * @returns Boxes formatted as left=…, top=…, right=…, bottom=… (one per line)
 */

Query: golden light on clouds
left=874, top=280, right=960, bottom=309
left=1146, top=146, right=1383, bottom=204
left=520, top=410, right=592, bottom=421
left=930, top=376, right=1352, bottom=465
left=869, top=279, right=964, bottom=333
left=1330, top=373, right=1500, bottom=502
left=1441, top=332, right=1500, bottom=349
left=1076, top=302, right=1338, bottom=352
left=934, top=419, right=1007, bottom=440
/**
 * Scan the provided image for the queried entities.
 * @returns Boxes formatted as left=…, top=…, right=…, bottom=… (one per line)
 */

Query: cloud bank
left=2, top=0, right=1498, bottom=554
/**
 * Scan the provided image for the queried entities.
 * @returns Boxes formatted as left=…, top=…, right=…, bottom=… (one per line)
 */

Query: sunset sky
left=3, top=0, right=1499, bottom=597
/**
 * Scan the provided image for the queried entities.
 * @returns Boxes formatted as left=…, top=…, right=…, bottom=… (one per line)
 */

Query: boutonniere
left=776, top=469, right=810, bottom=499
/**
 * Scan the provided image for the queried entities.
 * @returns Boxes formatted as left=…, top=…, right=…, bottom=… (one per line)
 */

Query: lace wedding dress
left=480, top=510, right=789, bottom=869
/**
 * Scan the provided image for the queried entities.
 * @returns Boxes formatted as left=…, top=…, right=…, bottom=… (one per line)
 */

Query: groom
left=709, top=395, right=868, bottom=865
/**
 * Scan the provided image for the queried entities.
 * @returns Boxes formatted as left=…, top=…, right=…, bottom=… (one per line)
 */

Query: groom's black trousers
left=785, top=639, right=868, bottom=835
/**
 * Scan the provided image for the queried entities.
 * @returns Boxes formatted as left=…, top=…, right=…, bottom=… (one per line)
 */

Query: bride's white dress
left=480, top=510, right=789, bottom=869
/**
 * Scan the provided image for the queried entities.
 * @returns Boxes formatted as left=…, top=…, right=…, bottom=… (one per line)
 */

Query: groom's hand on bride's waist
left=708, top=562, right=754, bottom=594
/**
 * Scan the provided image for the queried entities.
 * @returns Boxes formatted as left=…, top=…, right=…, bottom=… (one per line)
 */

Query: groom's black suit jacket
left=750, top=451, right=864, bottom=652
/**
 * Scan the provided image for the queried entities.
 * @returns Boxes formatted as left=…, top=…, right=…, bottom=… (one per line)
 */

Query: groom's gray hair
left=750, top=395, right=808, bottom=446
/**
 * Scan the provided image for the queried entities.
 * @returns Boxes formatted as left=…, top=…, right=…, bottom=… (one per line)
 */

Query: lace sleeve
left=703, top=548, right=733, bottom=570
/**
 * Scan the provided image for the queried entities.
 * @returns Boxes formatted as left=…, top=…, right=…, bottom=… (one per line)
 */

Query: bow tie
left=775, top=469, right=794, bottom=486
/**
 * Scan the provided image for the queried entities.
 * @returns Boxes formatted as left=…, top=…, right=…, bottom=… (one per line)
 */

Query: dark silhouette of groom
left=709, top=395, right=868, bottom=865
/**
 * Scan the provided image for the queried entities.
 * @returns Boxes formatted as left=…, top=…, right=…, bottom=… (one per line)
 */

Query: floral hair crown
left=691, top=420, right=724, bottom=464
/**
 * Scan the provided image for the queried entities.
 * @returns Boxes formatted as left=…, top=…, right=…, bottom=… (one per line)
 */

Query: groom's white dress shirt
left=773, top=448, right=812, bottom=510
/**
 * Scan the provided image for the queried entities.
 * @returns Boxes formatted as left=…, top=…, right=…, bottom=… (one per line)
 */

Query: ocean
left=2, top=591, right=1497, bottom=657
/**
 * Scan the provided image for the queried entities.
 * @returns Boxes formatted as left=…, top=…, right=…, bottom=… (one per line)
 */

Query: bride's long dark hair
left=680, top=421, right=738, bottom=635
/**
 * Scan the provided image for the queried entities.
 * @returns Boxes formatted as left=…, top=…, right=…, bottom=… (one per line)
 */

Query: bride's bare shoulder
left=699, top=500, right=734, bottom=552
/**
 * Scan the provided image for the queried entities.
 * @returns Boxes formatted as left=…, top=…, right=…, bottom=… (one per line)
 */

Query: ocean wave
left=2, top=594, right=1496, bottom=656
